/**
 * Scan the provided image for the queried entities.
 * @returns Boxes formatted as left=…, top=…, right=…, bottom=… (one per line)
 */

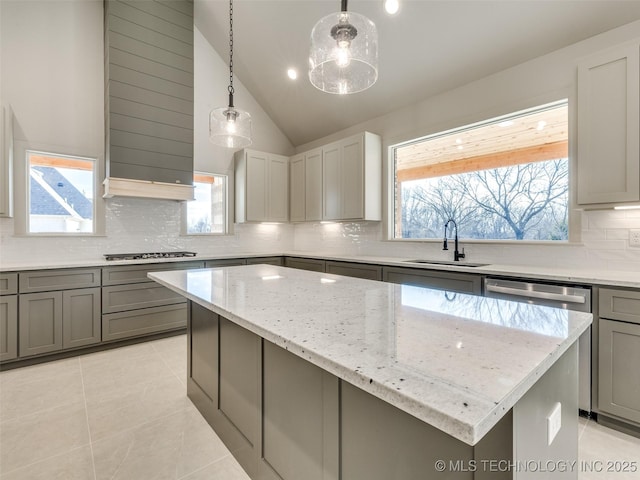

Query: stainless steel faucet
left=443, top=219, right=465, bottom=261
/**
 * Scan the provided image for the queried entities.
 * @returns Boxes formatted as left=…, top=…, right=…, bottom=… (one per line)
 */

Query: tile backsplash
left=293, top=209, right=640, bottom=273
left=0, top=197, right=294, bottom=264
left=2, top=198, right=640, bottom=273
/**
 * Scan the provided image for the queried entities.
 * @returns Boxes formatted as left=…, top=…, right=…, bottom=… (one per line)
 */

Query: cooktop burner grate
left=104, top=251, right=197, bottom=261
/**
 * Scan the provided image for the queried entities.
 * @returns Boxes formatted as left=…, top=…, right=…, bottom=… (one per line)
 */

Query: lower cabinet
left=325, top=260, right=382, bottom=280
left=597, top=287, right=640, bottom=429
left=188, top=302, right=511, bottom=480
left=283, top=257, right=325, bottom=272
left=383, top=266, right=482, bottom=295
left=102, top=304, right=187, bottom=342
left=245, top=256, right=284, bottom=266
left=0, top=295, right=18, bottom=361
left=598, top=319, right=640, bottom=425
left=204, top=258, right=247, bottom=267
left=19, top=288, right=101, bottom=357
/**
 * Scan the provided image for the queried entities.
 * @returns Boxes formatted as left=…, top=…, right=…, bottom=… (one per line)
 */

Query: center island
left=149, top=264, right=592, bottom=480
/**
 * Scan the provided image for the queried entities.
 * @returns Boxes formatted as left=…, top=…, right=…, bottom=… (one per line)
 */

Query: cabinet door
left=245, top=256, right=284, bottom=266
left=0, top=295, right=18, bottom=361
left=19, top=291, right=63, bottom=357
left=577, top=42, right=640, bottom=205
left=284, top=257, right=326, bottom=272
left=204, top=258, right=247, bottom=267
left=340, top=136, right=364, bottom=219
left=598, top=319, right=640, bottom=424
left=305, top=148, right=323, bottom=221
left=246, top=150, right=268, bottom=221
left=63, top=287, right=100, bottom=349
left=289, top=154, right=305, bottom=222
left=323, top=142, right=341, bottom=220
left=383, top=266, right=482, bottom=295
left=268, top=154, right=289, bottom=222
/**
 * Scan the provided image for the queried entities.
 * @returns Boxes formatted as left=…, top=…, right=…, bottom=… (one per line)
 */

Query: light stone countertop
left=1, top=250, right=638, bottom=289
left=149, top=264, right=593, bottom=446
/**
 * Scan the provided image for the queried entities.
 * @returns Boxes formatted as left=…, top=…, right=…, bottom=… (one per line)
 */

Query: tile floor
left=0, top=334, right=638, bottom=479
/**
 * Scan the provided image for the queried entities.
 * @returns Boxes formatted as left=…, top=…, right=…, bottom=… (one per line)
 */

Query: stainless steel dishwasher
left=484, top=277, right=593, bottom=413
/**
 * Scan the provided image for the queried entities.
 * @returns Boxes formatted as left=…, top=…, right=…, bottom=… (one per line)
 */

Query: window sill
left=386, top=237, right=584, bottom=247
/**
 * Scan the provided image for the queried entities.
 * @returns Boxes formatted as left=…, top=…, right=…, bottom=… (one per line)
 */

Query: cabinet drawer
left=102, top=303, right=187, bottom=342
left=19, top=268, right=100, bottom=293
left=382, top=266, right=482, bottom=295
left=600, top=288, right=640, bottom=324
left=325, top=261, right=381, bottom=281
left=245, top=256, right=284, bottom=266
left=0, top=273, right=18, bottom=295
left=204, top=258, right=247, bottom=267
left=102, top=261, right=204, bottom=286
left=284, top=257, right=326, bottom=272
left=102, top=281, right=186, bottom=314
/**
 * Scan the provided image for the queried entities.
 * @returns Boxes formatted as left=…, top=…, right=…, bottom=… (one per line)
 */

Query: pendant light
left=209, top=0, right=252, bottom=149
left=309, top=0, right=378, bottom=95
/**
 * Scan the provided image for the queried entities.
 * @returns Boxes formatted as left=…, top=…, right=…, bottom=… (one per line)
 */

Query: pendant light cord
left=341, top=0, right=348, bottom=12
left=228, top=0, right=235, bottom=107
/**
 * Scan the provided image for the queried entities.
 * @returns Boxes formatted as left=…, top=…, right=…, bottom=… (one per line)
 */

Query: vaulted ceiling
left=195, top=0, right=640, bottom=147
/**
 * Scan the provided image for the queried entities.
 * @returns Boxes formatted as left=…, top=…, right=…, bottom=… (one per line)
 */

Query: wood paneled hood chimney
left=103, top=0, right=195, bottom=201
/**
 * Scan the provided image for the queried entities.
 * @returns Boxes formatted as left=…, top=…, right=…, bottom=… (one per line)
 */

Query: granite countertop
left=149, top=264, right=592, bottom=446
left=1, top=250, right=638, bottom=289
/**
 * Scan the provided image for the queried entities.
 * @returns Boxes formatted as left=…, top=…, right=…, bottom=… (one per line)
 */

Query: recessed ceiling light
left=455, top=138, right=462, bottom=145
left=287, top=68, right=298, bottom=80
left=384, top=0, right=399, bottom=15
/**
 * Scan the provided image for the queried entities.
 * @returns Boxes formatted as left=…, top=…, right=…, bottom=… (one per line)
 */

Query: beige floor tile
left=0, top=369, right=84, bottom=422
left=0, top=445, right=95, bottom=480
left=0, top=357, right=80, bottom=389
left=80, top=349, right=176, bottom=402
left=92, top=406, right=230, bottom=480
left=0, top=401, right=90, bottom=475
left=578, top=420, right=640, bottom=480
left=151, top=334, right=186, bottom=356
left=180, top=455, right=251, bottom=480
left=86, top=374, right=191, bottom=442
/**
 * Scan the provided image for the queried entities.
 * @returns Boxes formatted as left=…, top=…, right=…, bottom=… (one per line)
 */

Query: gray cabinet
left=101, top=261, right=203, bottom=342
left=0, top=105, right=13, bottom=218
left=62, top=288, right=101, bottom=349
left=289, top=148, right=323, bottom=222
left=577, top=41, right=640, bottom=206
left=17, top=269, right=102, bottom=357
left=0, top=273, right=17, bottom=295
left=598, top=288, right=640, bottom=426
left=383, top=266, right=482, bottom=295
left=19, top=291, right=63, bottom=357
left=204, top=258, right=247, bottom=267
left=325, top=260, right=382, bottom=280
left=104, top=0, right=194, bottom=191
left=245, top=256, right=284, bottom=266
left=0, top=295, right=18, bottom=361
left=284, top=257, right=326, bottom=272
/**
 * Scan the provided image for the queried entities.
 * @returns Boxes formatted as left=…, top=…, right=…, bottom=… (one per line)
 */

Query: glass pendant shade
left=209, top=106, right=252, bottom=149
left=309, top=11, right=378, bottom=94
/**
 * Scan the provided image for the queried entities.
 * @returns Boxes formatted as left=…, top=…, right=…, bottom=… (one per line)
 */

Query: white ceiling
left=195, top=0, right=640, bottom=147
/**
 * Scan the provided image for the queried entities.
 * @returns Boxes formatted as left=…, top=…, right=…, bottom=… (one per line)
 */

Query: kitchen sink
left=403, top=259, right=489, bottom=268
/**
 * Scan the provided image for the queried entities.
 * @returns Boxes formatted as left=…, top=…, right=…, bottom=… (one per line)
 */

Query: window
left=392, top=100, right=569, bottom=241
left=184, top=172, right=227, bottom=234
left=27, top=151, right=96, bottom=234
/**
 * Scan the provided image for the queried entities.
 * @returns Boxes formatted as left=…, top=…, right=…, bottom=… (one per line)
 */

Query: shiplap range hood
left=103, top=0, right=195, bottom=201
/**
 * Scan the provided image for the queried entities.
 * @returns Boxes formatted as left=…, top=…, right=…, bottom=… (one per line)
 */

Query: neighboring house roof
left=30, top=166, right=93, bottom=218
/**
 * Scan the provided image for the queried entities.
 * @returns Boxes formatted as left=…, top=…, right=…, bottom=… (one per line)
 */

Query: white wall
left=292, top=20, right=640, bottom=273
left=0, top=0, right=294, bottom=264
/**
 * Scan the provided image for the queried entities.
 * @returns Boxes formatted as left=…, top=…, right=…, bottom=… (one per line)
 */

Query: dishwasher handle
left=485, top=284, right=587, bottom=305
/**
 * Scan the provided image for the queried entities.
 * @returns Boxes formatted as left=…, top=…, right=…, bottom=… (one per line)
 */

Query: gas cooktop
left=104, top=251, right=197, bottom=261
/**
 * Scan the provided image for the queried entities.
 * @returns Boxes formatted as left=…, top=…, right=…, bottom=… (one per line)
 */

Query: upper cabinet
left=0, top=105, right=13, bottom=218
left=322, top=132, right=381, bottom=221
left=289, top=148, right=322, bottom=222
left=103, top=0, right=194, bottom=201
left=235, top=149, right=289, bottom=223
left=577, top=41, right=640, bottom=207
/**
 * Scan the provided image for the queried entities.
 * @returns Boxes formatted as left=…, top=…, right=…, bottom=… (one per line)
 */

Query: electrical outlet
left=547, top=402, right=562, bottom=446
left=630, top=230, right=640, bottom=248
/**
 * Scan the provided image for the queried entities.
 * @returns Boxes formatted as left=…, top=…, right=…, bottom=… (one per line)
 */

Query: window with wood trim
left=184, top=172, right=227, bottom=234
left=393, top=100, right=569, bottom=241
left=27, top=151, right=96, bottom=234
